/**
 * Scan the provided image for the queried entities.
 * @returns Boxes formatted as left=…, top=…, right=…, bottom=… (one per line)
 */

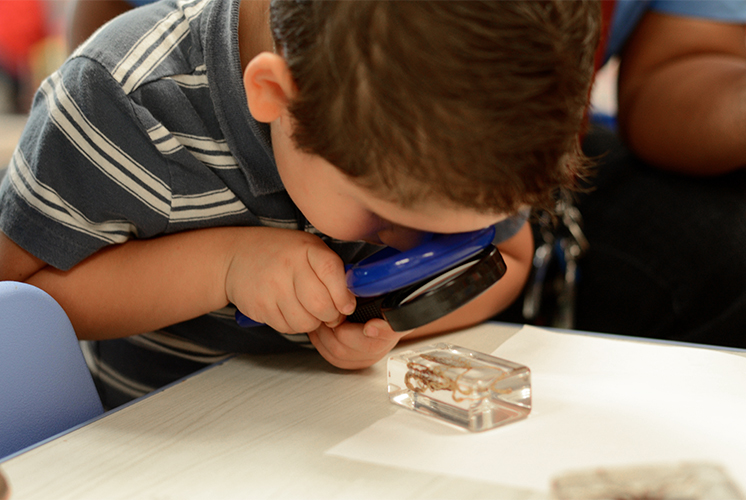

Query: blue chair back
left=0, top=281, right=103, bottom=459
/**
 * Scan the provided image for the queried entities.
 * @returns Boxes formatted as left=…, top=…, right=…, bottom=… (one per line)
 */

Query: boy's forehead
left=332, top=168, right=504, bottom=229
left=359, top=188, right=509, bottom=233
left=317, top=153, right=510, bottom=233
left=272, top=118, right=510, bottom=236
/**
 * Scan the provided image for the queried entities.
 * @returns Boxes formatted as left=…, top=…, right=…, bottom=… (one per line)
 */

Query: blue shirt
left=604, top=0, right=746, bottom=65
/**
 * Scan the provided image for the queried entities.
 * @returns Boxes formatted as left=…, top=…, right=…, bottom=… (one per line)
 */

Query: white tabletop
left=2, top=323, right=549, bottom=500
left=3, top=322, right=744, bottom=500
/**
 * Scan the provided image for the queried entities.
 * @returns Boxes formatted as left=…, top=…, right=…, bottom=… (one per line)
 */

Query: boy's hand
left=308, top=319, right=410, bottom=370
left=225, top=228, right=356, bottom=334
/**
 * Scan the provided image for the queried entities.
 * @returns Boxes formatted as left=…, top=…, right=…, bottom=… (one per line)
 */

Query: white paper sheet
left=327, top=325, right=746, bottom=494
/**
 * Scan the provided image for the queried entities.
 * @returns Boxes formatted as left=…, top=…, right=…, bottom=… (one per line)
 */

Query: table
left=2, top=323, right=540, bottom=500
left=2, top=323, right=744, bottom=500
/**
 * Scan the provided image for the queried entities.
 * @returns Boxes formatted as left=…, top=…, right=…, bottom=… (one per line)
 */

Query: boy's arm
left=617, top=12, right=746, bottom=175
left=23, top=228, right=240, bottom=339
left=0, top=232, right=46, bottom=282
left=6, top=219, right=530, bottom=369
left=7, top=226, right=354, bottom=340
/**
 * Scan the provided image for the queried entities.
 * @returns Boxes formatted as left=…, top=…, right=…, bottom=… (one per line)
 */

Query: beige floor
left=0, top=113, right=27, bottom=170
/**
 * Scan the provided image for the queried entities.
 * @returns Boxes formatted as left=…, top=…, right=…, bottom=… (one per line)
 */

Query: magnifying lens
left=235, top=226, right=507, bottom=332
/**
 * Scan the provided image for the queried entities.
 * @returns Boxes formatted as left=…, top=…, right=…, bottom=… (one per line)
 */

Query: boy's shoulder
left=69, top=0, right=217, bottom=92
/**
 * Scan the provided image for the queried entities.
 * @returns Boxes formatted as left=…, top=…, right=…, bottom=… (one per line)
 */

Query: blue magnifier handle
left=345, top=226, right=495, bottom=297
left=236, top=313, right=263, bottom=327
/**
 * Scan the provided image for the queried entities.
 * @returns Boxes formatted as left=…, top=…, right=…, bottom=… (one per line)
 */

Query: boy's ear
left=243, top=52, right=296, bottom=123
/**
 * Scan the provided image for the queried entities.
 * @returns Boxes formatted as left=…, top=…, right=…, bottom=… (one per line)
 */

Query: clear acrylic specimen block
left=551, top=462, right=745, bottom=500
left=387, top=343, right=531, bottom=432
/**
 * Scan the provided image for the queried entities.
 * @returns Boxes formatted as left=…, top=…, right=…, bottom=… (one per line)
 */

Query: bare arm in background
left=66, top=0, right=134, bottom=50
left=617, top=12, right=746, bottom=175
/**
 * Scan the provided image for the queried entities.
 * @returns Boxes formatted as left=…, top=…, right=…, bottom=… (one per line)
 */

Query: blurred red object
left=0, top=0, right=47, bottom=76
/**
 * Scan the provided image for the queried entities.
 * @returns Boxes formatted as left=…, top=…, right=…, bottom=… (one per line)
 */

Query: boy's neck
left=238, top=0, right=274, bottom=72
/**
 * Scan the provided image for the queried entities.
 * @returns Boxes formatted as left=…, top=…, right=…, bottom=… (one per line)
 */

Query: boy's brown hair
left=270, top=0, right=601, bottom=215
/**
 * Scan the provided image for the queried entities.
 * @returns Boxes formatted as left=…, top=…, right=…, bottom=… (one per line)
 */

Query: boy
left=0, top=0, right=600, bottom=408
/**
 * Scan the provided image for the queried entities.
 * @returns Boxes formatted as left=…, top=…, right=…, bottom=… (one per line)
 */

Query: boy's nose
left=376, top=226, right=431, bottom=251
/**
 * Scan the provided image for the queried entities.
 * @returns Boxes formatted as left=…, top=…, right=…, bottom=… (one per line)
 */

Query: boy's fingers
left=324, top=315, right=346, bottom=329
left=308, top=327, right=374, bottom=370
left=319, top=321, right=399, bottom=358
left=360, top=318, right=400, bottom=339
left=256, top=305, right=293, bottom=334
left=309, top=325, right=392, bottom=370
left=294, top=266, right=345, bottom=325
left=306, top=246, right=356, bottom=315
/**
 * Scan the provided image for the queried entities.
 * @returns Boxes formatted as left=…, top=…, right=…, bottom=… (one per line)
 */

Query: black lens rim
left=379, top=245, right=506, bottom=331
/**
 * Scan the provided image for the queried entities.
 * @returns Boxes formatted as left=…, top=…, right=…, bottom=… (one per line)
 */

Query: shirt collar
left=203, top=0, right=286, bottom=196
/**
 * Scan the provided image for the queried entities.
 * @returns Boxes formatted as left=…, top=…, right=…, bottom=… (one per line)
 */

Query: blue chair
left=0, top=281, right=103, bottom=460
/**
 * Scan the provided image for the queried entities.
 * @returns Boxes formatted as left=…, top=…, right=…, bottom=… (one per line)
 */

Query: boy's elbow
left=0, top=232, right=47, bottom=282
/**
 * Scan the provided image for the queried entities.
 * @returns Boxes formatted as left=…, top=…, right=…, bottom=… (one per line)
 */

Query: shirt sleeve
left=651, top=0, right=746, bottom=21
left=0, top=56, right=172, bottom=270
left=605, top=0, right=746, bottom=64
left=492, top=208, right=529, bottom=245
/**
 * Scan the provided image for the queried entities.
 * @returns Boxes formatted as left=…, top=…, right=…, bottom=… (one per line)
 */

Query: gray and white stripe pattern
left=0, top=0, right=393, bottom=407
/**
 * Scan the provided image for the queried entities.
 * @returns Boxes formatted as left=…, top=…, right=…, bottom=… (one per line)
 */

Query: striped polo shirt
left=0, top=0, right=527, bottom=407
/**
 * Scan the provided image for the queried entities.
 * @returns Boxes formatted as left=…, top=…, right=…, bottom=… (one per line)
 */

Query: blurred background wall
left=0, top=0, right=68, bottom=114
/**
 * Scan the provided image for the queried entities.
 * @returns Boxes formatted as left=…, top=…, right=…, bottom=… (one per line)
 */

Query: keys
left=522, top=228, right=554, bottom=321
left=522, top=196, right=589, bottom=329
left=560, top=201, right=589, bottom=255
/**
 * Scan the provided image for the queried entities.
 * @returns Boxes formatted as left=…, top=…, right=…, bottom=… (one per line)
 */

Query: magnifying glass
left=235, top=226, right=506, bottom=332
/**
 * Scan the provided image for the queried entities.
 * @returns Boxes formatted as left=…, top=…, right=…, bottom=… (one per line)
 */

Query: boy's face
left=270, top=114, right=507, bottom=251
